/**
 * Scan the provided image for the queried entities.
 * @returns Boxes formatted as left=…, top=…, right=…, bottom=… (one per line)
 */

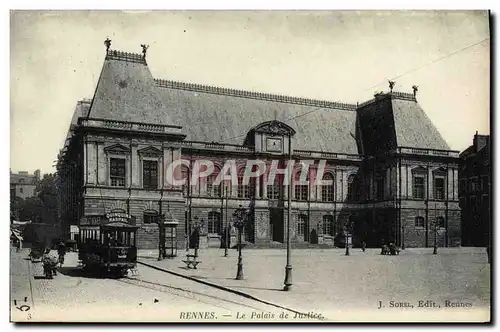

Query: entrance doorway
left=270, top=208, right=284, bottom=243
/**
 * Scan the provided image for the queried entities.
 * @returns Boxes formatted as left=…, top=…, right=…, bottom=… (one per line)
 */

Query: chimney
left=34, top=169, right=41, bottom=181
left=473, top=132, right=489, bottom=152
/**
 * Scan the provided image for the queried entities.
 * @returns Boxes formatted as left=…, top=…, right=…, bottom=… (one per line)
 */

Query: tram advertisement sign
left=106, top=211, right=132, bottom=223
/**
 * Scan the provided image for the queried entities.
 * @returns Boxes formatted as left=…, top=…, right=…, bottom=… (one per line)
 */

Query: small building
left=10, top=169, right=40, bottom=199
left=459, top=133, right=491, bottom=247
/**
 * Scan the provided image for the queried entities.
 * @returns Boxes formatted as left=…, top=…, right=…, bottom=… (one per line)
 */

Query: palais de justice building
left=56, top=44, right=461, bottom=249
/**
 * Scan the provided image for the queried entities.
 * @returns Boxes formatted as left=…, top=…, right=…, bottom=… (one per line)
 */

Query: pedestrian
left=361, top=241, right=366, bottom=252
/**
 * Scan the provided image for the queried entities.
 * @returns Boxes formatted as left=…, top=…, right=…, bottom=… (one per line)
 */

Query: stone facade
left=459, top=133, right=491, bottom=247
left=56, top=46, right=461, bottom=250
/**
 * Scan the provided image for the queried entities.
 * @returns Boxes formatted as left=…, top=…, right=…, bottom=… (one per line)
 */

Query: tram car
left=78, top=212, right=139, bottom=277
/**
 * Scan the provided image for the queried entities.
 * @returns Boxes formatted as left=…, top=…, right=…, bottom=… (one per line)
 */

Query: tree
left=18, top=196, right=44, bottom=222
left=36, top=173, right=58, bottom=224
left=10, top=195, right=24, bottom=222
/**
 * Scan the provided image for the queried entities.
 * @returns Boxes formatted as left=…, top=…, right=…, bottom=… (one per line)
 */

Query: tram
left=78, top=211, right=139, bottom=277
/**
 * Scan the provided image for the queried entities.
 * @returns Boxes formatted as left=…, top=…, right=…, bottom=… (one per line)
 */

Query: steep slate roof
left=357, top=92, right=450, bottom=154
left=154, top=80, right=359, bottom=154
left=86, top=50, right=178, bottom=127
left=81, top=49, right=451, bottom=156
left=391, top=98, right=450, bottom=150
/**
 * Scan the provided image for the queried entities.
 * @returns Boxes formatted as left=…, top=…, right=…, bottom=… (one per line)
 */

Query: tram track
left=116, top=275, right=275, bottom=313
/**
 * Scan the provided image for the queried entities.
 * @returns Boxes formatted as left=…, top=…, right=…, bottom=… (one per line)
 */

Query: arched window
left=207, top=166, right=222, bottom=197
left=321, top=173, right=335, bottom=202
left=207, top=211, right=221, bottom=234
left=347, top=174, right=358, bottom=201
left=322, top=215, right=335, bottom=236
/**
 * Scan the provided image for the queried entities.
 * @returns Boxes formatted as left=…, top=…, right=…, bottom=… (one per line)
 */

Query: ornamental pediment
left=138, top=146, right=163, bottom=157
left=104, top=143, right=131, bottom=155
left=433, top=167, right=447, bottom=175
left=252, top=120, right=296, bottom=136
left=411, top=166, right=427, bottom=174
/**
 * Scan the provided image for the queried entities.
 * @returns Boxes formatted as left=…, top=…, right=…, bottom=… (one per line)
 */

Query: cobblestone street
left=9, top=247, right=491, bottom=322
left=10, top=248, right=286, bottom=322
left=139, top=247, right=491, bottom=322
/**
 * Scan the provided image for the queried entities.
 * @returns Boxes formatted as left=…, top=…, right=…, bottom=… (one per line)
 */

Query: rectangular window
left=267, top=184, right=281, bottom=199
left=434, top=177, right=445, bottom=200
left=471, top=177, right=479, bottom=192
left=376, top=177, right=384, bottom=200
left=208, top=212, right=221, bottom=234
left=110, top=158, right=126, bottom=187
left=321, top=184, right=334, bottom=202
left=19, top=188, right=24, bottom=194
left=297, top=215, right=307, bottom=236
left=481, top=176, right=489, bottom=193
left=413, top=176, right=425, bottom=199
left=143, top=160, right=158, bottom=189
left=143, top=213, right=158, bottom=224
left=238, top=182, right=251, bottom=198
left=415, top=216, right=425, bottom=228
left=459, top=179, right=466, bottom=194
left=295, top=185, right=309, bottom=201
left=322, top=215, right=335, bottom=236
left=437, top=216, right=445, bottom=229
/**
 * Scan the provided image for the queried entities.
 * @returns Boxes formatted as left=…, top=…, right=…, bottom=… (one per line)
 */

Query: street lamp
left=283, top=133, right=293, bottom=291
left=157, top=214, right=165, bottom=261
left=344, top=227, right=349, bottom=256
left=433, top=219, right=438, bottom=255
left=224, top=187, right=229, bottom=257
left=344, top=220, right=354, bottom=256
left=401, top=225, right=405, bottom=250
left=191, top=216, right=204, bottom=258
left=232, top=205, right=248, bottom=280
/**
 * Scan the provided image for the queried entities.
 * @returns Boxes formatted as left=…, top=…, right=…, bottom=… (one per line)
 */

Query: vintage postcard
left=9, top=10, right=491, bottom=323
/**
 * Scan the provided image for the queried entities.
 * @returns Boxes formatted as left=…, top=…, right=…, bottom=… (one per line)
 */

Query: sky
left=9, top=10, right=490, bottom=175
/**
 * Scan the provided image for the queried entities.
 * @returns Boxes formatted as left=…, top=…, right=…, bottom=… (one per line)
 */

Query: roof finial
left=104, top=37, right=111, bottom=51
left=412, top=85, right=419, bottom=97
left=141, top=44, right=149, bottom=59
left=389, top=80, right=395, bottom=92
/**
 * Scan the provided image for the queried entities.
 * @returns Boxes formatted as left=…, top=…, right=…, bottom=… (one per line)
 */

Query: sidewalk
left=138, top=247, right=490, bottom=321
left=10, top=248, right=36, bottom=322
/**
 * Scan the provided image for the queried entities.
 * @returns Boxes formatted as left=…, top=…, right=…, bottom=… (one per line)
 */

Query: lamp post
left=157, top=214, right=165, bottom=261
left=191, top=216, right=203, bottom=258
left=344, top=220, right=354, bottom=256
left=283, top=133, right=293, bottom=291
left=401, top=225, right=405, bottom=250
left=224, top=187, right=229, bottom=257
left=433, top=219, right=438, bottom=255
left=232, top=205, right=248, bottom=280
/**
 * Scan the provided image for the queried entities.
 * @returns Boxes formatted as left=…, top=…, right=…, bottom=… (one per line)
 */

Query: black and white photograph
left=8, top=10, right=491, bottom=323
